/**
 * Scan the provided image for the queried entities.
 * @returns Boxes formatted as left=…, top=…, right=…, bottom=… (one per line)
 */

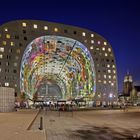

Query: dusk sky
left=0, top=0, right=140, bottom=91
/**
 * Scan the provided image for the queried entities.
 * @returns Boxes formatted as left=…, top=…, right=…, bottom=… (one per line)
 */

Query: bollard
left=39, top=116, right=43, bottom=130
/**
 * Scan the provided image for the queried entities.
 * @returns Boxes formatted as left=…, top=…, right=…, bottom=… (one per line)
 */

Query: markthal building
left=0, top=20, right=118, bottom=105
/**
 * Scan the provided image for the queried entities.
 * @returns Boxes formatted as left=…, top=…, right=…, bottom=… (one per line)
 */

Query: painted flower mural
left=20, top=36, right=96, bottom=100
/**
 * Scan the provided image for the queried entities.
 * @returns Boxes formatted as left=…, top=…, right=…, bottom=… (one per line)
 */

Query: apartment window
left=102, top=64, right=105, bottom=67
left=104, top=42, right=107, bottom=45
left=96, top=47, right=99, bottom=51
left=102, top=47, right=105, bottom=51
left=99, top=52, right=102, bottom=56
left=91, top=40, right=94, bottom=44
left=82, top=32, right=86, bottom=36
left=16, top=49, right=20, bottom=54
left=108, top=69, right=111, bottom=73
left=113, top=75, right=116, bottom=79
left=14, top=62, right=17, bottom=67
left=111, top=83, right=114, bottom=86
left=24, top=37, right=27, bottom=40
left=108, top=48, right=111, bottom=52
left=33, top=24, right=38, bottom=29
left=107, top=64, right=110, bottom=68
left=5, top=82, right=9, bottom=87
left=9, top=49, right=12, bottom=53
left=97, top=64, right=99, bottom=67
left=90, top=46, right=93, bottom=50
left=23, top=30, right=26, bottom=34
left=15, top=35, right=19, bottom=39
left=0, top=54, right=3, bottom=59
left=83, top=40, right=87, bottom=43
left=44, top=26, right=48, bottom=30
left=19, top=43, right=22, bottom=46
left=0, top=47, right=4, bottom=52
left=4, top=28, right=8, bottom=32
left=3, top=41, right=6, bottom=46
left=104, top=75, right=107, bottom=79
left=106, top=59, right=109, bottom=62
left=10, top=42, right=14, bottom=46
left=22, top=22, right=27, bottom=27
left=108, top=75, right=111, bottom=79
left=13, top=69, right=17, bottom=73
left=6, top=34, right=10, bottom=39
left=105, top=53, right=108, bottom=56
left=97, top=41, right=101, bottom=44
left=91, top=34, right=94, bottom=37
left=15, top=56, right=19, bottom=60
left=6, top=62, right=9, bottom=66
left=98, top=80, right=101, bottom=83
left=112, top=65, right=115, bottom=68
left=103, top=80, right=107, bottom=84
left=113, top=70, right=116, bottom=74
left=54, top=27, right=58, bottom=32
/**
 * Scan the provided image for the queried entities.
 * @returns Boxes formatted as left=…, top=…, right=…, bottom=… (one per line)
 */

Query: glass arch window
left=20, top=36, right=96, bottom=100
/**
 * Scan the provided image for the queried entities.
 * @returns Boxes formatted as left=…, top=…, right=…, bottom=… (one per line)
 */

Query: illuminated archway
left=20, top=36, right=96, bottom=100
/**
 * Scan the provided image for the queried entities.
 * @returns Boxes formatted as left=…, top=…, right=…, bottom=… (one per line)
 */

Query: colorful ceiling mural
left=20, top=36, right=96, bottom=100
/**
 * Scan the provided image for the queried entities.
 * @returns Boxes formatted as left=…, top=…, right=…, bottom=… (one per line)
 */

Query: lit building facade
left=123, top=73, right=133, bottom=96
left=0, top=20, right=118, bottom=104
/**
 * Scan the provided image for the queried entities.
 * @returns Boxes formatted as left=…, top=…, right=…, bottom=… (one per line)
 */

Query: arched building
left=0, top=20, right=118, bottom=104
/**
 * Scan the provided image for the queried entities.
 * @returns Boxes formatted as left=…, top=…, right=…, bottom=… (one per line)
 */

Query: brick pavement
left=0, top=109, right=45, bottom=140
left=0, top=108, right=140, bottom=140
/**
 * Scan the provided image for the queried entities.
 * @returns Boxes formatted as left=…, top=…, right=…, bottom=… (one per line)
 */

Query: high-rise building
left=0, top=20, right=118, bottom=104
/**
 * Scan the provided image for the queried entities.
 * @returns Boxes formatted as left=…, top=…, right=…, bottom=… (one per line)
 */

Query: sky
left=0, top=0, right=140, bottom=91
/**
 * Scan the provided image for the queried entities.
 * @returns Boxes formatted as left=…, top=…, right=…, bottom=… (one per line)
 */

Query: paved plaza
left=0, top=108, right=140, bottom=140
